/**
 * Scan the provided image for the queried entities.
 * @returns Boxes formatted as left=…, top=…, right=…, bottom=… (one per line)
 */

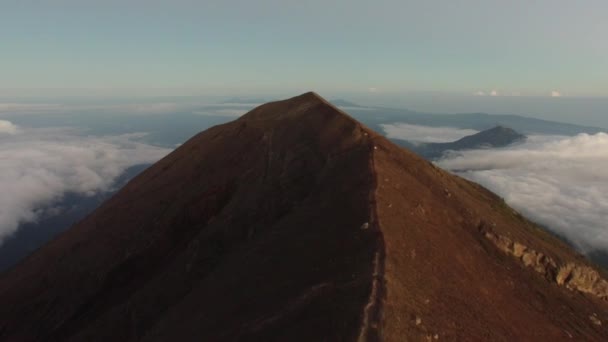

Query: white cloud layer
left=381, top=123, right=479, bottom=143
left=0, top=120, right=19, bottom=134
left=551, top=90, right=562, bottom=97
left=0, top=121, right=171, bottom=243
left=437, top=133, right=608, bottom=254
left=0, top=101, right=262, bottom=118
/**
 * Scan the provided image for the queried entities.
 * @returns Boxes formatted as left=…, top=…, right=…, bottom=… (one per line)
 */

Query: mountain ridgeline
left=0, top=93, right=606, bottom=341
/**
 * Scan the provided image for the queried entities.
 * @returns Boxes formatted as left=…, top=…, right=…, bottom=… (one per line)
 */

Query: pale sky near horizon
left=1, top=0, right=607, bottom=97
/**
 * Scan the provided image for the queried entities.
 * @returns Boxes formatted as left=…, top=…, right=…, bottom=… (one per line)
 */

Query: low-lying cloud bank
left=437, top=133, right=608, bottom=254
left=381, top=123, right=479, bottom=143
left=0, top=120, right=171, bottom=244
left=0, top=120, right=19, bottom=134
left=0, top=101, right=261, bottom=117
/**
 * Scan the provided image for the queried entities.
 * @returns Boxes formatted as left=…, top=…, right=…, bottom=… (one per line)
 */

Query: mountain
left=395, top=126, right=526, bottom=159
left=1, top=92, right=607, bottom=341
left=430, top=125, right=526, bottom=150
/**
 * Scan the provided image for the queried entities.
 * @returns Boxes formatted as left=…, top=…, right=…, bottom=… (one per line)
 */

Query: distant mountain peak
left=329, top=99, right=364, bottom=108
left=458, top=125, right=526, bottom=146
left=492, top=124, right=512, bottom=130
left=396, top=125, right=527, bottom=160
left=488, top=125, right=519, bottom=133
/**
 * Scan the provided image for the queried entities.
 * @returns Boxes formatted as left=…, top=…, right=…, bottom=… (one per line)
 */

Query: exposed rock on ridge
left=483, top=227, right=608, bottom=300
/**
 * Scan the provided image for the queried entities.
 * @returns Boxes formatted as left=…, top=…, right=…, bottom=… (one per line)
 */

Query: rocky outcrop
left=557, top=263, right=608, bottom=299
left=483, top=228, right=608, bottom=300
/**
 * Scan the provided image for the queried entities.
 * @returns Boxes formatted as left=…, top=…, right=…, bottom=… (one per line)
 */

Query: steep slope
left=0, top=92, right=606, bottom=341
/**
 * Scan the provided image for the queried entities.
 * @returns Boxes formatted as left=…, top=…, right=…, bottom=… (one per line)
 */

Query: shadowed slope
left=0, top=92, right=606, bottom=341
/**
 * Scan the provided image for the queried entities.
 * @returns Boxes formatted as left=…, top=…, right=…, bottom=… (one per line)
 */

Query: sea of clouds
left=437, top=133, right=608, bottom=254
left=382, top=122, right=608, bottom=255
left=0, top=120, right=171, bottom=244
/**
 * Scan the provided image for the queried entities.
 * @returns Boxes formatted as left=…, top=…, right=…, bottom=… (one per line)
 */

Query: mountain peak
left=272, top=91, right=326, bottom=105
left=490, top=125, right=516, bottom=132
left=300, top=90, right=324, bottom=100
left=239, top=91, right=343, bottom=122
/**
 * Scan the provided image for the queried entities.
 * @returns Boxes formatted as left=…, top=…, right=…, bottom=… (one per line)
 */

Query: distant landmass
left=330, top=99, right=365, bottom=108
left=348, top=107, right=605, bottom=136
left=394, top=126, right=526, bottom=159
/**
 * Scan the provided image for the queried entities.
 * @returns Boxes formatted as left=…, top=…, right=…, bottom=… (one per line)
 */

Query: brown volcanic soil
left=0, top=92, right=607, bottom=341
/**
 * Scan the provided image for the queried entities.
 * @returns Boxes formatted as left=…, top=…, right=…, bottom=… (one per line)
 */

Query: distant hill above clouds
left=442, top=125, right=526, bottom=148
left=347, top=107, right=605, bottom=136
left=395, top=125, right=527, bottom=159
left=329, top=99, right=366, bottom=108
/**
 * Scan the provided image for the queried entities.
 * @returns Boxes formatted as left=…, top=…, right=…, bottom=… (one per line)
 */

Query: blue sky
left=2, top=0, right=607, bottom=97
